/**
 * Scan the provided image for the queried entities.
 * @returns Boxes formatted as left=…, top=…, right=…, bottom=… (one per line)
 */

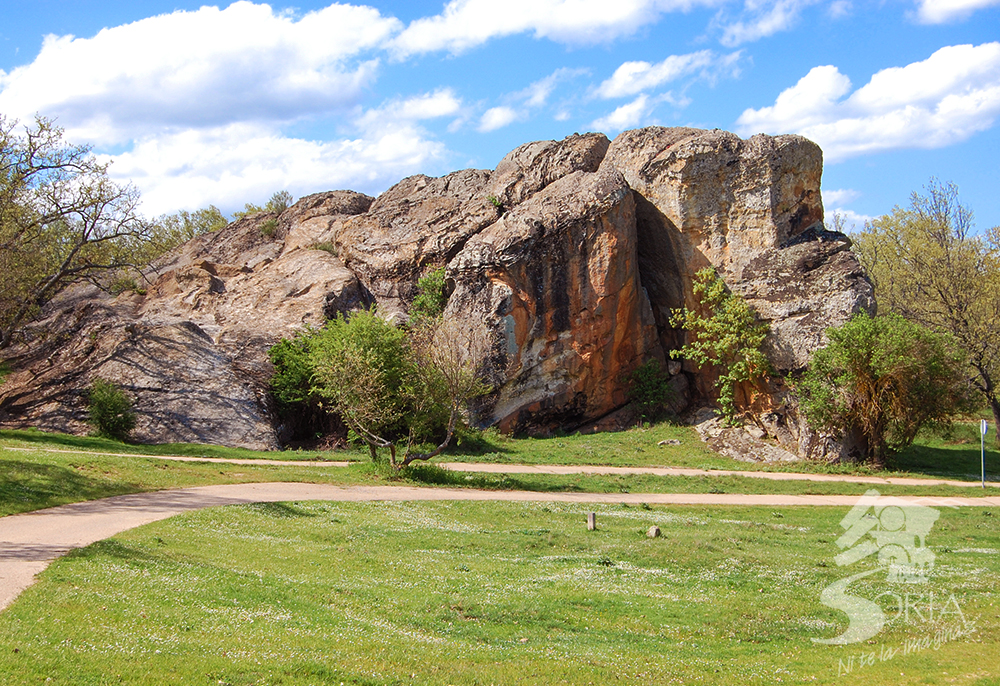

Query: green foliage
left=409, top=267, right=448, bottom=320
left=260, top=218, right=278, bottom=237
left=268, top=328, right=318, bottom=410
left=311, top=241, right=337, bottom=256
left=853, top=179, right=1000, bottom=441
left=107, top=275, right=146, bottom=297
left=232, top=190, right=294, bottom=221
left=798, top=312, right=977, bottom=466
left=308, top=310, right=413, bottom=459
left=669, top=268, right=769, bottom=422
left=146, top=205, right=228, bottom=256
left=626, top=359, right=675, bottom=421
left=86, top=378, right=136, bottom=442
left=1, top=115, right=153, bottom=348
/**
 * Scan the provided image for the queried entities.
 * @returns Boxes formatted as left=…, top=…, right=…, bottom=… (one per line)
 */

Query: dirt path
left=2, top=481, right=999, bottom=612
left=4, top=446, right=997, bottom=488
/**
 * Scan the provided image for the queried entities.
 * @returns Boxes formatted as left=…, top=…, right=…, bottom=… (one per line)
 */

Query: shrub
left=669, top=268, right=769, bottom=423
left=260, top=218, right=278, bottom=237
left=626, top=359, right=675, bottom=421
left=87, top=378, right=136, bottom=441
left=409, top=267, right=448, bottom=320
left=797, top=312, right=977, bottom=466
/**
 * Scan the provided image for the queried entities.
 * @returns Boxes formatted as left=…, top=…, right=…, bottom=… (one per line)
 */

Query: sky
left=1, top=1, right=999, bottom=232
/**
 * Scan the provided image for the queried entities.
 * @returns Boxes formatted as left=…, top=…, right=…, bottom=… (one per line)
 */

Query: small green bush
left=260, top=218, right=278, bottom=237
left=410, top=267, right=448, bottom=320
left=311, top=241, right=338, bottom=256
left=626, top=359, right=675, bottom=421
left=87, top=378, right=136, bottom=441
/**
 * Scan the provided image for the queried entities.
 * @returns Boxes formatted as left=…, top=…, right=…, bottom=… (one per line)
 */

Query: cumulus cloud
left=735, top=42, right=1000, bottom=161
left=478, top=106, right=522, bottom=132
left=591, top=95, right=652, bottom=132
left=718, top=0, right=819, bottom=47
left=0, top=2, right=400, bottom=143
left=596, top=50, right=740, bottom=98
left=915, top=0, right=1000, bottom=23
left=108, top=117, right=451, bottom=216
left=390, top=0, right=723, bottom=56
left=822, top=188, right=861, bottom=206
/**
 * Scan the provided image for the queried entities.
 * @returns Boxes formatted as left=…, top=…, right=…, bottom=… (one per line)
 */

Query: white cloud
left=826, top=208, right=872, bottom=231
left=596, top=50, right=738, bottom=98
left=475, top=68, right=588, bottom=132
left=915, top=0, right=1000, bottom=23
left=822, top=188, right=861, bottom=206
left=591, top=95, right=652, bottom=132
left=355, top=89, right=463, bottom=131
left=390, top=0, right=724, bottom=57
left=0, top=2, right=400, bottom=143
left=718, top=0, right=818, bottom=47
left=827, top=0, right=852, bottom=18
left=107, top=120, right=449, bottom=217
left=736, top=42, right=1000, bottom=162
left=478, top=106, right=521, bottom=132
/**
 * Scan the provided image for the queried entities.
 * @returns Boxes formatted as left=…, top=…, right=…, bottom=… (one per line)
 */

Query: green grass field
left=1, top=500, right=997, bottom=685
left=3, top=425, right=998, bottom=517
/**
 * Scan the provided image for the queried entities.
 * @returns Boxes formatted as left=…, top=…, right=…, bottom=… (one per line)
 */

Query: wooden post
left=587, top=512, right=597, bottom=530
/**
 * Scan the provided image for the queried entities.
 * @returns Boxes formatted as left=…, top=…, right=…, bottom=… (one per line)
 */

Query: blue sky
left=1, top=1, right=998, bottom=231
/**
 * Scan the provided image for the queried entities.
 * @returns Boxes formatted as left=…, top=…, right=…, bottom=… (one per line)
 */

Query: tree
left=303, top=308, right=495, bottom=469
left=798, top=313, right=976, bottom=466
left=669, top=268, right=770, bottom=422
left=144, top=205, right=229, bottom=258
left=1, top=115, right=153, bottom=348
left=853, top=180, right=1000, bottom=441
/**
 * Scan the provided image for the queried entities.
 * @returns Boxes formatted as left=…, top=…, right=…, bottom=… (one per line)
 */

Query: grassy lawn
left=1, top=500, right=997, bottom=685
left=3, top=437, right=997, bottom=518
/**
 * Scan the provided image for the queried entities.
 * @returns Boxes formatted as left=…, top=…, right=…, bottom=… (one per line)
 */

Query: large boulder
left=0, top=195, right=373, bottom=450
left=445, top=167, right=661, bottom=433
left=603, top=127, right=874, bottom=458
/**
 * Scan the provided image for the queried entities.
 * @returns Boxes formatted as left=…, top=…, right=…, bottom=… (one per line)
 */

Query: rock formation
left=0, top=127, right=873, bottom=458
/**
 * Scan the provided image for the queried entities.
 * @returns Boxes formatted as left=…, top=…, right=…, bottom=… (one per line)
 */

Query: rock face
left=0, top=127, right=873, bottom=459
left=446, top=167, right=660, bottom=433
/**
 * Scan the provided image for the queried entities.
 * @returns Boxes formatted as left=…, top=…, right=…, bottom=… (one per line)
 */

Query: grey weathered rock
left=333, top=170, right=498, bottom=319
left=484, top=132, right=610, bottom=210
left=0, top=198, right=372, bottom=450
left=446, top=167, right=661, bottom=434
left=647, top=525, right=661, bottom=538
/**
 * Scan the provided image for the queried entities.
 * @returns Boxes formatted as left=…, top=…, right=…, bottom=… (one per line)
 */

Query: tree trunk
left=991, top=396, right=1000, bottom=447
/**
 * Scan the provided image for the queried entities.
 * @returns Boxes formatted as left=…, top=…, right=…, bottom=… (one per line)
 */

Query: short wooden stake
left=587, top=512, right=597, bottom=530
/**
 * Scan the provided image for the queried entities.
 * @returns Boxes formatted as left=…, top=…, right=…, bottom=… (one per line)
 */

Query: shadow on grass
left=0, top=428, right=334, bottom=462
left=247, top=502, right=319, bottom=518
left=0, top=459, right=140, bottom=516
left=399, top=463, right=582, bottom=493
left=893, top=441, right=999, bottom=482
left=62, top=539, right=162, bottom=565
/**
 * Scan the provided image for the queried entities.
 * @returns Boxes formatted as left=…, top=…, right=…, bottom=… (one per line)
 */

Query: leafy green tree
left=853, top=180, right=1000, bottom=441
left=669, top=268, right=769, bottom=422
left=87, top=378, right=137, bottom=441
left=1, top=115, right=153, bottom=348
left=798, top=313, right=976, bottom=466
left=145, top=205, right=228, bottom=257
left=299, top=308, right=494, bottom=468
